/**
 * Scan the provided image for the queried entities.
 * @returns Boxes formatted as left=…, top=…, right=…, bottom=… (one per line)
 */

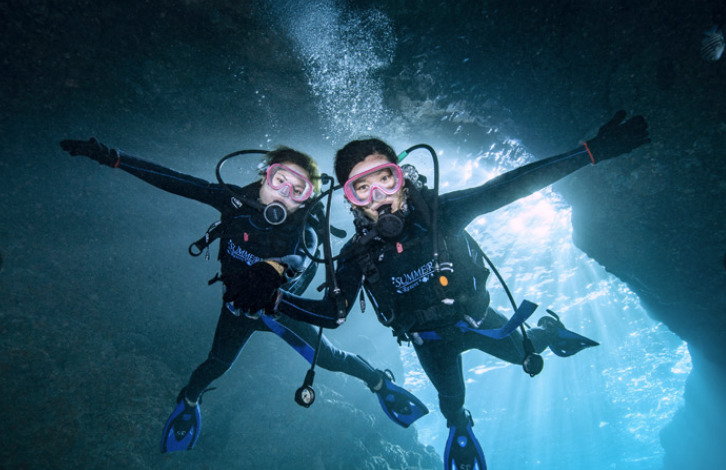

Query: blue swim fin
left=539, top=309, right=600, bottom=357
left=374, top=370, right=429, bottom=428
left=161, top=397, right=201, bottom=453
left=444, top=412, right=487, bottom=470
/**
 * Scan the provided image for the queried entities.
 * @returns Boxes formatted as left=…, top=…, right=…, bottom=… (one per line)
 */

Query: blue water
left=265, top=2, right=691, bottom=468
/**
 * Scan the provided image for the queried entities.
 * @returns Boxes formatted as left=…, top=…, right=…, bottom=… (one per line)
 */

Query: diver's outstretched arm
left=60, top=138, right=228, bottom=208
left=440, top=111, right=649, bottom=231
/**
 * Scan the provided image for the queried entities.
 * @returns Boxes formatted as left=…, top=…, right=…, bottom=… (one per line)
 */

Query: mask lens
left=343, top=163, right=404, bottom=207
left=266, top=164, right=314, bottom=202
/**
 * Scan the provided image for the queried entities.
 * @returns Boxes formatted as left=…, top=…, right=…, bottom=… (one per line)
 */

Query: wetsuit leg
left=463, top=307, right=528, bottom=364
left=523, top=324, right=550, bottom=353
left=413, top=338, right=465, bottom=424
left=184, top=304, right=259, bottom=402
left=266, top=315, right=380, bottom=388
left=463, top=307, right=550, bottom=363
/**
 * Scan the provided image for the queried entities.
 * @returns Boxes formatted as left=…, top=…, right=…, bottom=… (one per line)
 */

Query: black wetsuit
left=277, top=146, right=594, bottom=423
left=113, top=154, right=381, bottom=402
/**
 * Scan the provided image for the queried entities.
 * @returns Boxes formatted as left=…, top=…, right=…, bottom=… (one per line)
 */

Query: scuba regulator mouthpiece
left=262, top=201, right=287, bottom=225
left=235, top=196, right=288, bottom=225
left=376, top=204, right=405, bottom=238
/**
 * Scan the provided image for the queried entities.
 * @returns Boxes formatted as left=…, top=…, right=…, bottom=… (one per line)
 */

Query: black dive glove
left=223, top=261, right=285, bottom=315
left=585, top=110, right=650, bottom=163
left=60, top=138, right=120, bottom=167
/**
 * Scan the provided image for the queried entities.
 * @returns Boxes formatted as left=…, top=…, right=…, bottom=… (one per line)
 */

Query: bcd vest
left=351, top=187, right=491, bottom=337
left=193, top=182, right=319, bottom=296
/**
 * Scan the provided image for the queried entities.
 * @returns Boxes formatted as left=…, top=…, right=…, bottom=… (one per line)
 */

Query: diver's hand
left=585, top=111, right=650, bottom=163
left=60, top=138, right=120, bottom=167
left=223, top=261, right=285, bottom=315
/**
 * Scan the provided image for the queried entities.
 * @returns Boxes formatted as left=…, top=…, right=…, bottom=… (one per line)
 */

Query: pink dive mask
left=343, top=162, right=404, bottom=207
left=265, top=163, right=314, bottom=203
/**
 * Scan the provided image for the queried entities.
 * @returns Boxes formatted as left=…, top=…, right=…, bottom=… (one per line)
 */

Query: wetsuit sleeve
left=114, top=152, right=229, bottom=209
left=440, top=146, right=592, bottom=231
left=275, top=244, right=363, bottom=328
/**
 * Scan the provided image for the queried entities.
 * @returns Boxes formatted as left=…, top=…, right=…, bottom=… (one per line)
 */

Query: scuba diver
left=59, top=138, right=429, bottom=453
left=265, top=111, right=649, bottom=469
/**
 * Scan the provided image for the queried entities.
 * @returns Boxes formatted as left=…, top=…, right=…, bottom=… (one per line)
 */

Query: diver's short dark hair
left=334, top=138, right=397, bottom=185
left=264, top=146, right=320, bottom=192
